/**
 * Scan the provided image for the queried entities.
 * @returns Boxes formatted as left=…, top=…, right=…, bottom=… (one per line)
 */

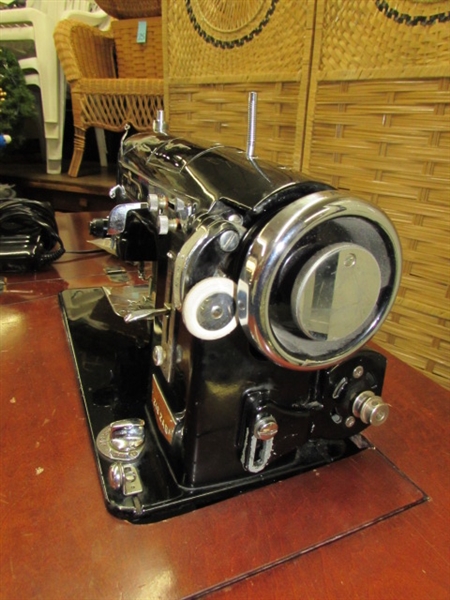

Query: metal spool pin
left=247, top=91, right=258, bottom=159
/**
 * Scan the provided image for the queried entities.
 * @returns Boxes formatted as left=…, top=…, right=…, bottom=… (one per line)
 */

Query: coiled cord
left=0, top=198, right=65, bottom=268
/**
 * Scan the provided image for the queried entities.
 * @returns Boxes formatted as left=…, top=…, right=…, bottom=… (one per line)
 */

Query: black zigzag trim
left=375, top=0, right=450, bottom=26
left=185, top=0, right=279, bottom=49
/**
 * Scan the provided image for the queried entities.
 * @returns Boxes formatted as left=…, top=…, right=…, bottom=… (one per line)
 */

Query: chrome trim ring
left=237, top=190, right=402, bottom=370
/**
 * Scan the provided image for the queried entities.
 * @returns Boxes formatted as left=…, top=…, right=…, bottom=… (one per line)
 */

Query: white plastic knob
left=182, top=277, right=238, bottom=340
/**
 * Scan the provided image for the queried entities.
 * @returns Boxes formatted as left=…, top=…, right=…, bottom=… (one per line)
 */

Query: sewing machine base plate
left=61, top=287, right=370, bottom=523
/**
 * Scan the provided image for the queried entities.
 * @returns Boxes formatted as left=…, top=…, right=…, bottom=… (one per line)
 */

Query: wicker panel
left=303, top=0, right=450, bottom=389
left=169, top=81, right=303, bottom=165
left=164, top=0, right=450, bottom=387
left=112, top=17, right=163, bottom=79
left=165, top=0, right=315, bottom=167
left=166, top=0, right=311, bottom=82
left=316, top=0, right=450, bottom=80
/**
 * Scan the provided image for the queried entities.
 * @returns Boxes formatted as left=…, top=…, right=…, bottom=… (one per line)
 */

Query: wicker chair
left=54, top=7, right=163, bottom=176
left=0, top=1, right=109, bottom=174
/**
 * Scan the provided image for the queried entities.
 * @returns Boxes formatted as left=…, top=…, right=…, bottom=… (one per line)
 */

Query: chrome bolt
left=344, top=253, right=356, bottom=267
left=254, top=416, right=278, bottom=441
left=353, top=365, right=364, bottom=379
left=211, top=304, right=224, bottom=319
left=175, top=345, right=183, bottom=364
left=153, top=345, right=166, bottom=366
left=345, top=416, right=356, bottom=428
left=228, top=213, right=244, bottom=226
left=219, top=229, right=240, bottom=252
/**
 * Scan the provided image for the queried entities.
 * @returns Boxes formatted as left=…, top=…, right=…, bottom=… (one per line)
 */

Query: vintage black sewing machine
left=60, top=95, right=402, bottom=522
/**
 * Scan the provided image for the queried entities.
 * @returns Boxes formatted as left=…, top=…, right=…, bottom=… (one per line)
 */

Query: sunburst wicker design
left=185, top=0, right=278, bottom=48
left=165, top=0, right=312, bottom=167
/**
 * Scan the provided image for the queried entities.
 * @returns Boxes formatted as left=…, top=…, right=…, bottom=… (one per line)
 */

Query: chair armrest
left=0, top=6, right=53, bottom=42
left=0, top=7, right=47, bottom=27
left=60, top=8, right=110, bottom=29
left=54, top=18, right=115, bottom=83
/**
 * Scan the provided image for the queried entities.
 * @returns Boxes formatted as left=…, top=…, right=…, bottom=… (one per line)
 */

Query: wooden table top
left=1, top=213, right=449, bottom=600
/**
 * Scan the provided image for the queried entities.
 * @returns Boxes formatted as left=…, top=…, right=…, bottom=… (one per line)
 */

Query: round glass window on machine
left=237, top=190, right=402, bottom=370
left=290, top=242, right=382, bottom=341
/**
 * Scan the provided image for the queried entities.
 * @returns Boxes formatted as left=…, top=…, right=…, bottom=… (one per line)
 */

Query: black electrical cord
left=0, top=198, right=65, bottom=268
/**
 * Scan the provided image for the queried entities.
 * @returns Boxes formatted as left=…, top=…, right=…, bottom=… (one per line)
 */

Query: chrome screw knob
left=254, top=416, right=278, bottom=441
left=353, top=391, right=390, bottom=426
left=109, top=419, right=145, bottom=452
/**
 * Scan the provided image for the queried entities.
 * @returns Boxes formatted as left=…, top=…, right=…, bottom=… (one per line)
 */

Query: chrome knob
left=148, top=192, right=160, bottom=212
left=153, top=345, right=166, bottom=366
left=157, top=215, right=178, bottom=235
left=149, top=192, right=168, bottom=212
left=110, top=419, right=145, bottom=452
left=157, top=215, right=170, bottom=234
left=96, top=418, right=146, bottom=461
left=353, top=391, right=389, bottom=426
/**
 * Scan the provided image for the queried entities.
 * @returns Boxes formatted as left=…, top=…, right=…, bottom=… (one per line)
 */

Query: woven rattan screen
left=302, top=0, right=450, bottom=389
left=163, top=0, right=450, bottom=388
left=164, top=0, right=315, bottom=166
left=112, top=17, right=163, bottom=79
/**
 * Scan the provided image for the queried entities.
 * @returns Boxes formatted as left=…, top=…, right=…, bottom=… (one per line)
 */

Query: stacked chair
left=54, top=0, right=164, bottom=177
left=0, top=1, right=109, bottom=173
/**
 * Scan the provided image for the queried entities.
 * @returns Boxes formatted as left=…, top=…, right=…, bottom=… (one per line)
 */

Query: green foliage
left=0, top=46, right=37, bottom=149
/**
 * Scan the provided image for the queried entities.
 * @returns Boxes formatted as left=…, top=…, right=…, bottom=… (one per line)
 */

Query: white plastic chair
left=0, top=1, right=109, bottom=174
